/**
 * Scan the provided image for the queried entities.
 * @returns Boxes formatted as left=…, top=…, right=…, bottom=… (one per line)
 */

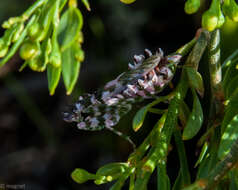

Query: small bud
left=28, top=57, right=46, bottom=72
left=120, top=0, right=136, bottom=4
left=184, top=0, right=201, bottom=14
left=28, top=22, right=41, bottom=40
left=20, top=41, right=40, bottom=60
left=75, top=49, right=85, bottom=62
left=71, top=168, right=96, bottom=184
left=0, top=46, right=8, bottom=58
left=222, top=0, right=238, bottom=22
left=202, top=12, right=218, bottom=31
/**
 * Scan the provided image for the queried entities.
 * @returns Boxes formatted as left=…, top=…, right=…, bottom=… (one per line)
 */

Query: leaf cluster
left=0, top=0, right=88, bottom=95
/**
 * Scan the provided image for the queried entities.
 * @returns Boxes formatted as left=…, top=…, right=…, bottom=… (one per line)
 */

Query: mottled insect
left=63, top=48, right=182, bottom=147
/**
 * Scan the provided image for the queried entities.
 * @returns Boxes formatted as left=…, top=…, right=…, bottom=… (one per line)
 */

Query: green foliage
left=69, top=28, right=238, bottom=189
left=182, top=89, right=203, bottom=140
left=0, top=0, right=87, bottom=95
left=2, top=0, right=238, bottom=189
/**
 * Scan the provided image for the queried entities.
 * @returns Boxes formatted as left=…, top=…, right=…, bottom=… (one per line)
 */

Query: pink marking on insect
left=102, top=91, right=111, bottom=102
left=105, top=119, right=114, bottom=127
left=90, top=118, right=99, bottom=128
left=77, top=122, right=86, bottom=129
left=127, top=84, right=138, bottom=94
left=105, top=98, right=119, bottom=106
left=136, top=90, right=147, bottom=97
left=103, top=113, right=112, bottom=120
left=104, top=72, right=124, bottom=90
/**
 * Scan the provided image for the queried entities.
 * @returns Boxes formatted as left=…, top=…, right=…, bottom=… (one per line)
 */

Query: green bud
left=77, top=31, right=84, bottom=44
left=184, top=0, right=201, bottom=14
left=120, top=0, right=136, bottom=4
left=202, top=0, right=224, bottom=31
left=28, top=56, right=46, bottom=72
left=20, top=41, right=40, bottom=60
left=0, top=39, right=5, bottom=50
left=95, top=162, right=129, bottom=183
left=202, top=11, right=218, bottom=31
left=49, top=51, right=61, bottom=68
left=71, top=168, right=96, bottom=184
left=94, top=176, right=107, bottom=185
left=50, top=30, right=61, bottom=67
left=28, top=22, right=41, bottom=40
left=223, top=0, right=238, bottom=22
left=12, top=23, right=24, bottom=42
left=0, top=46, right=8, bottom=58
left=3, top=27, right=16, bottom=46
left=2, top=17, right=21, bottom=29
left=75, top=49, right=84, bottom=62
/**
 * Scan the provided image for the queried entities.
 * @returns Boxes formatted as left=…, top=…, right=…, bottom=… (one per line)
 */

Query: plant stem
left=208, top=29, right=224, bottom=110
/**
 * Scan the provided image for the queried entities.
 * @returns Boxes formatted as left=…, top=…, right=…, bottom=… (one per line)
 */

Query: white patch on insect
left=105, top=119, right=114, bottom=127
left=114, top=112, right=120, bottom=122
left=77, top=122, right=86, bottom=129
left=90, top=117, right=99, bottom=128
left=75, top=103, right=83, bottom=111
left=127, top=84, right=138, bottom=94
left=128, top=63, right=136, bottom=70
left=101, top=91, right=111, bottom=102
left=166, top=54, right=182, bottom=63
left=105, top=98, right=119, bottom=106
left=123, top=88, right=136, bottom=97
left=90, top=95, right=97, bottom=104
left=146, top=81, right=155, bottom=94
left=116, top=94, right=124, bottom=99
left=136, top=90, right=146, bottom=97
left=103, top=113, right=112, bottom=120
left=138, top=79, right=147, bottom=88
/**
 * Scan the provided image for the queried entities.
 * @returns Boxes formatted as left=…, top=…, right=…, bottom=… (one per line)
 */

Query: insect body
left=63, top=49, right=182, bottom=146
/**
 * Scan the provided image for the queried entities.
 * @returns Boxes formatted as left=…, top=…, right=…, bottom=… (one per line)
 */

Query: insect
left=63, top=48, right=182, bottom=148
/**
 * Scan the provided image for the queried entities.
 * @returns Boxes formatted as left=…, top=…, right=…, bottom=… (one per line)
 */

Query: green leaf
left=218, top=114, right=238, bottom=159
left=221, top=89, right=238, bottom=134
left=197, top=129, right=219, bottom=179
left=223, top=57, right=238, bottom=98
left=184, top=0, right=200, bottom=14
left=96, top=162, right=129, bottom=183
left=178, top=101, right=190, bottom=127
left=172, top=170, right=182, bottom=190
left=185, top=67, right=204, bottom=97
left=132, top=95, right=170, bottom=132
left=229, top=170, right=238, bottom=190
left=194, top=142, right=209, bottom=167
left=62, top=43, right=81, bottom=95
left=182, top=89, right=203, bottom=140
left=132, top=105, right=148, bottom=132
left=57, top=7, right=83, bottom=51
left=224, top=74, right=238, bottom=98
left=174, top=130, right=191, bottom=186
left=35, top=0, right=56, bottom=42
left=47, top=64, right=61, bottom=95
left=0, top=15, right=36, bottom=67
left=71, top=168, right=96, bottom=184
left=120, top=0, right=136, bottom=4
left=81, top=0, right=91, bottom=11
left=157, top=162, right=170, bottom=190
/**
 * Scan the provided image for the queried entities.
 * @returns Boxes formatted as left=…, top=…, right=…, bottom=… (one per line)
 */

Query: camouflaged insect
left=63, top=49, right=182, bottom=144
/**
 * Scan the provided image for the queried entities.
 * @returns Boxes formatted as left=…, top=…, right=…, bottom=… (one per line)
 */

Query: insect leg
left=105, top=126, right=136, bottom=150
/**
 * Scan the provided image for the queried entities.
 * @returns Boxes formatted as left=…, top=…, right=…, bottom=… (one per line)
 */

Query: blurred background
left=0, top=0, right=238, bottom=189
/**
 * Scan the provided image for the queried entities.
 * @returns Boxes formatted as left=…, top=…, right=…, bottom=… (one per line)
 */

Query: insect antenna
left=105, top=126, right=136, bottom=150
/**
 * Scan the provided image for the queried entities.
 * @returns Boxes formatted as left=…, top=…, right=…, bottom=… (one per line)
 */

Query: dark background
left=0, top=0, right=238, bottom=189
